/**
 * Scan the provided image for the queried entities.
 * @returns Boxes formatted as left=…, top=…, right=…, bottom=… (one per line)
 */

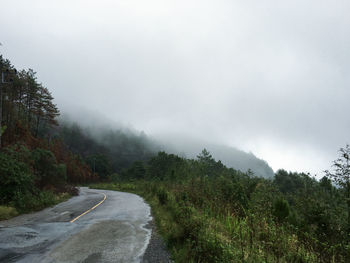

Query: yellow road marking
left=70, top=193, right=107, bottom=223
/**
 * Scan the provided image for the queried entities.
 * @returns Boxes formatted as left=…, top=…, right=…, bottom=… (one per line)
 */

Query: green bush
left=107, top=173, right=120, bottom=182
left=0, top=151, right=34, bottom=204
left=195, top=230, right=234, bottom=263
left=31, top=148, right=67, bottom=187
left=273, top=198, right=290, bottom=222
left=157, top=187, right=169, bottom=205
left=0, top=206, right=18, bottom=220
left=12, top=190, right=57, bottom=212
left=0, top=146, right=71, bottom=213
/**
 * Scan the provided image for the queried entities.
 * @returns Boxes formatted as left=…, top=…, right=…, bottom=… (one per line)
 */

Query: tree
left=86, top=154, right=112, bottom=179
left=31, top=148, right=66, bottom=188
left=319, top=176, right=333, bottom=193
left=325, top=144, right=350, bottom=233
left=147, top=151, right=184, bottom=180
left=273, top=198, right=290, bottom=222
left=32, top=86, right=59, bottom=137
left=127, top=161, right=146, bottom=179
left=197, top=148, right=222, bottom=176
left=197, top=148, right=214, bottom=163
left=0, top=151, right=34, bottom=204
left=0, top=57, right=60, bottom=146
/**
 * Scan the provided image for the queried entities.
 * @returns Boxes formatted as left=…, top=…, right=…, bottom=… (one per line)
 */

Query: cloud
left=1, top=0, right=349, bottom=175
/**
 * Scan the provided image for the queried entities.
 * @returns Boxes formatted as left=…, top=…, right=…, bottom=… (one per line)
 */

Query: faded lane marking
left=70, top=193, right=107, bottom=223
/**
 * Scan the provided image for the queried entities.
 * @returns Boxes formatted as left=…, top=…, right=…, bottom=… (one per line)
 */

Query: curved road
left=0, top=187, right=152, bottom=263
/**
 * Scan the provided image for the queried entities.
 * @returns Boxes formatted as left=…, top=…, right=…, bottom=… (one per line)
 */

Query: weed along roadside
left=92, top=181, right=308, bottom=262
left=0, top=206, right=18, bottom=221
left=90, top=150, right=349, bottom=263
left=0, top=192, right=72, bottom=221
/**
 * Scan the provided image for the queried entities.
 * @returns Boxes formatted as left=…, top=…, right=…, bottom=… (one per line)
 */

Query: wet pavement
left=0, top=187, right=152, bottom=263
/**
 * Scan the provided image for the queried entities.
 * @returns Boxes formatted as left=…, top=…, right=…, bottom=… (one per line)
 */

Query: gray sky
left=1, top=0, right=349, bottom=175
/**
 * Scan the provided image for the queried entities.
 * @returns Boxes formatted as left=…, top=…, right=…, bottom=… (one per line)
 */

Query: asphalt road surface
left=0, top=187, right=152, bottom=263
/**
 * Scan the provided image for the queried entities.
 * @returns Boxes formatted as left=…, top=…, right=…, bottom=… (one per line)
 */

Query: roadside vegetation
left=92, top=150, right=350, bottom=263
left=0, top=56, right=96, bottom=219
left=0, top=206, right=18, bottom=220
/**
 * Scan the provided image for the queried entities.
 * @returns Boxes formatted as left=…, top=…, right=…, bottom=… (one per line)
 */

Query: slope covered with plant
left=0, top=56, right=97, bottom=218
left=58, top=121, right=158, bottom=175
left=93, top=149, right=350, bottom=262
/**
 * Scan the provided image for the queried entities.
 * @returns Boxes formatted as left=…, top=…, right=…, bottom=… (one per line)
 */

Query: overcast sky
left=1, top=0, right=349, bottom=175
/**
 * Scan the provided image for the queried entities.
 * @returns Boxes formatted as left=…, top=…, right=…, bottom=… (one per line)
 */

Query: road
left=0, top=187, right=152, bottom=263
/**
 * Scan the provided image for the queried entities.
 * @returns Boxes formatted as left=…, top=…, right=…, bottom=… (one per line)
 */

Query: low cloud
left=1, top=0, right=349, bottom=175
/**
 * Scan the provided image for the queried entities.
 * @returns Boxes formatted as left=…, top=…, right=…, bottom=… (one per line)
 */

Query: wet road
left=0, top=187, right=152, bottom=263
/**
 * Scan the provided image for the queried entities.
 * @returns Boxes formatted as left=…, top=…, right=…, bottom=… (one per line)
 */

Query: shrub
left=108, top=173, right=120, bottom=182
left=12, top=190, right=57, bottom=212
left=157, top=187, right=169, bottom=205
left=0, top=206, right=18, bottom=220
left=0, top=151, right=34, bottom=204
left=195, top=230, right=234, bottom=263
left=31, top=148, right=67, bottom=187
left=273, top=198, right=290, bottom=222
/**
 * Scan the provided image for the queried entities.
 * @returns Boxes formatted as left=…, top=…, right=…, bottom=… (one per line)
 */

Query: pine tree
left=325, top=144, right=350, bottom=234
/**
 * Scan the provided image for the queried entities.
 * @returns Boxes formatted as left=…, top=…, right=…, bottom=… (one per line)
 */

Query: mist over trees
left=58, top=117, right=275, bottom=178
left=157, top=136, right=274, bottom=178
left=58, top=120, right=159, bottom=173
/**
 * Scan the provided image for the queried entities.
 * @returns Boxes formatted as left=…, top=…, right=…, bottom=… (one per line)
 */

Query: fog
left=1, top=0, right=350, bottom=176
left=60, top=111, right=275, bottom=178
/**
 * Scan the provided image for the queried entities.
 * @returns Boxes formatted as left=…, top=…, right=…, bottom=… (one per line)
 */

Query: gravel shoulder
left=142, top=219, right=172, bottom=263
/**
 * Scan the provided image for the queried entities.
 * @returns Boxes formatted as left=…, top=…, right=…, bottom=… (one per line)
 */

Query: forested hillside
left=58, top=121, right=158, bottom=175
left=0, top=56, right=99, bottom=218
left=160, top=136, right=274, bottom=178
left=58, top=120, right=274, bottom=179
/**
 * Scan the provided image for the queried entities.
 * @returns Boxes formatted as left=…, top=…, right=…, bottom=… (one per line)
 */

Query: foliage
left=0, top=56, right=59, bottom=146
left=273, top=198, right=290, bottom=222
left=31, top=148, right=67, bottom=187
left=0, top=206, right=18, bottom=220
left=0, top=150, right=34, bottom=204
left=0, top=125, right=6, bottom=136
left=92, top=149, right=350, bottom=262
left=325, top=145, right=350, bottom=188
left=59, top=122, right=157, bottom=172
left=325, top=144, right=350, bottom=234
left=0, top=56, right=93, bottom=216
left=122, top=161, right=146, bottom=179
left=86, top=154, right=112, bottom=179
left=0, top=144, right=76, bottom=212
left=146, top=151, right=185, bottom=180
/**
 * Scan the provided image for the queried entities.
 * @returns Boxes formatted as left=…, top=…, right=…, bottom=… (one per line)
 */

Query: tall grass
left=0, top=206, right=18, bottom=220
left=92, top=181, right=336, bottom=262
left=0, top=192, right=71, bottom=221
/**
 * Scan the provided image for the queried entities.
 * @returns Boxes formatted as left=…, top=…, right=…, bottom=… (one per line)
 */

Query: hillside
left=158, top=136, right=274, bottom=178
left=59, top=117, right=274, bottom=178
